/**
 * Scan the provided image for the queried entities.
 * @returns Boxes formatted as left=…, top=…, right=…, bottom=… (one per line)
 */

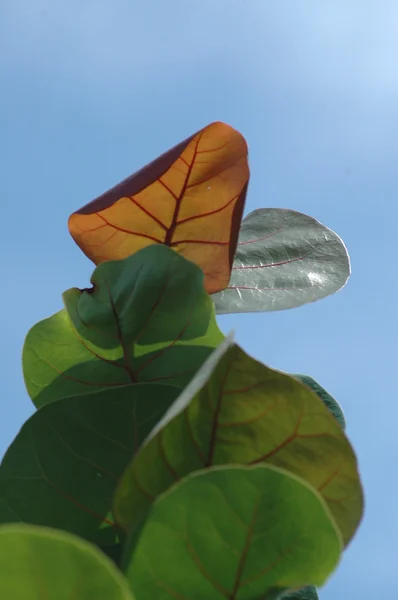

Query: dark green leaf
left=213, top=208, right=350, bottom=313
left=100, top=542, right=124, bottom=568
left=0, top=383, right=180, bottom=546
left=281, top=585, right=319, bottom=599
left=114, top=344, right=363, bottom=546
left=23, top=244, right=224, bottom=407
left=293, top=375, right=346, bottom=429
left=0, top=524, right=134, bottom=599
left=123, top=466, right=342, bottom=600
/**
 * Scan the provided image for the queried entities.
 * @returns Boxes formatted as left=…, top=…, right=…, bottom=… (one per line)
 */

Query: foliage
left=0, top=122, right=362, bottom=599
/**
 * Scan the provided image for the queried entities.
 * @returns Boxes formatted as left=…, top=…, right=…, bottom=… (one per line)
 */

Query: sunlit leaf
left=123, top=466, right=342, bottom=600
left=0, top=383, right=180, bottom=546
left=213, top=208, right=350, bottom=313
left=23, top=245, right=224, bottom=407
left=0, top=524, right=134, bottom=599
left=69, top=122, right=249, bottom=294
left=114, top=344, right=363, bottom=546
left=293, top=375, right=346, bottom=429
left=146, top=332, right=235, bottom=442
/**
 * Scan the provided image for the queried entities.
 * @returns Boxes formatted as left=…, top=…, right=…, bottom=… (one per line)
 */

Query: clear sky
left=1, top=1, right=396, bottom=597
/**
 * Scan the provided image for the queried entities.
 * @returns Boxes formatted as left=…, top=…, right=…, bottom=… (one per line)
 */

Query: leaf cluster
left=0, top=123, right=362, bottom=599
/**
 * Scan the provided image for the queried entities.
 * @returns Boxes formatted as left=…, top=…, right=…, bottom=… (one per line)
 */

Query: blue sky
left=1, top=1, right=397, bottom=597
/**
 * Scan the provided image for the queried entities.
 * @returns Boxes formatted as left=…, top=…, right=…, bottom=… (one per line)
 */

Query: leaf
left=213, top=208, right=350, bottom=313
left=292, top=375, right=346, bottom=429
left=146, top=332, right=236, bottom=443
left=114, top=344, right=363, bottom=546
left=0, top=524, right=134, bottom=599
left=122, top=465, right=342, bottom=600
left=68, top=121, right=249, bottom=294
left=0, top=383, right=180, bottom=546
left=23, top=244, right=224, bottom=407
left=281, top=585, right=319, bottom=599
left=101, top=542, right=124, bottom=568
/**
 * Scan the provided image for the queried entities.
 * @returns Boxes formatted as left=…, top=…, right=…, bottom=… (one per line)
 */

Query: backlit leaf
left=0, top=524, right=134, bottom=599
left=123, top=466, right=342, bottom=600
left=213, top=208, right=350, bottom=313
left=0, top=383, right=180, bottom=546
left=23, top=245, right=224, bottom=407
left=68, top=122, right=249, bottom=294
left=114, top=344, right=363, bottom=546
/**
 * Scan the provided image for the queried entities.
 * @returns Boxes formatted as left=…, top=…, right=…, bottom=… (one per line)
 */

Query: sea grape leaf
left=68, top=121, right=249, bottom=294
left=293, top=375, right=346, bottom=429
left=146, top=332, right=236, bottom=443
left=101, top=542, right=124, bottom=568
left=281, top=585, right=319, bottom=599
left=0, top=524, right=134, bottom=599
left=122, top=465, right=342, bottom=600
left=23, top=244, right=224, bottom=408
left=114, top=344, right=363, bottom=546
left=213, top=208, right=350, bottom=313
left=0, top=383, right=180, bottom=546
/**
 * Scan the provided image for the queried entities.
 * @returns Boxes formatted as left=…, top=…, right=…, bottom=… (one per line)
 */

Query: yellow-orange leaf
left=68, top=122, right=249, bottom=294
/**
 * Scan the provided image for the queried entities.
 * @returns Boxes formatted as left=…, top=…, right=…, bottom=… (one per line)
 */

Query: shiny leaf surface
left=114, top=344, right=363, bottom=546
left=123, top=466, right=341, bottom=600
left=213, top=208, right=350, bottom=313
left=293, top=375, right=346, bottom=429
left=0, top=383, right=180, bottom=546
left=69, top=122, right=249, bottom=294
left=281, top=585, right=319, bottom=599
left=23, top=245, right=224, bottom=407
left=0, top=524, right=134, bottom=599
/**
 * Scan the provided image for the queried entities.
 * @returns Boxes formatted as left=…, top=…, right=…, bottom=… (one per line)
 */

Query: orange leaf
left=68, top=122, right=249, bottom=294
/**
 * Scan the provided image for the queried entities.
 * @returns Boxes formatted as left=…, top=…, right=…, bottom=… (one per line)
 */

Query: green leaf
left=0, top=524, right=134, bottom=599
left=213, top=208, right=350, bottom=313
left=0, top=383, right=180, bottom=546
left=23, top=244, right=224, bottom=408
left=100, top=542, right=124, bottom=568
left=123, top=465, right=342, bottom=600
left=281, top=585, right=319, bottom=599
left=146, top=332, right=236, bottom=441
left=292, top=375, right=346, bottom=429
left=114, top=344, right=363, bottom=546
